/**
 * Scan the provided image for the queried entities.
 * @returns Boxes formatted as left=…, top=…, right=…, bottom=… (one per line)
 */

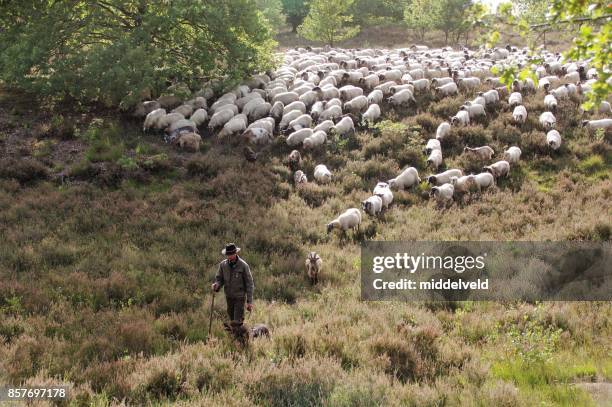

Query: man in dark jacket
left=211, top=243, right=254, bottom=323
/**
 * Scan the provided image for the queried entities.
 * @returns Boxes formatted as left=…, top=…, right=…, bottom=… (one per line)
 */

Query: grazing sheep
left=424, top=139, right=441, bottom=155
left=388, top=167, right=420, bottom=190
left=450, top=175, right=478, bottom=196
left=344, top=95, right=368, bottom=114
left=472, top=172, right=495, bottom=191
left=134, top=100, right=162, bottom=118
left=313, top=120, right=334, bottom=133
left=431, top=77, right=454, bottom=87
left=503, top=146, right=522, bottom=164
left=289, top=114, right=313, bottom=131
left=305, top=252, right=322, bottom=285
left=172, top=104, right=194, bottom=118
left=373, top=182, right=393, bottom=209
left=159, top=112, right=186, bottom=129
left=360, top=74, right=380, bottom=89
left=218, top=114, right=248, bottom=138
left=283, top=101, right=307, bottom=116
left=294, top=170, right=308, bottom=184
left=546, top=130, right=562, bottom=150
left=326, top=208, right=362, bottom=234
left=248, top=117, right=275, bottom=135
left=362, top=104, right=381, bottom=125
left=427, top=169, right=464, bottom=185
left=273, top=91, right=299, bottom=105
left=410, top=78, right=430, bottom=92
left=464, top=146, right=494, bottom=161
left=270, top=101, right=284, bottom=123
left=208, top=108, right=235, bottom=130
left=436, top=122, right=451, bottom=140
left=367, top=89, right=384, bottom=104
left=243, top=146, right=258, bottom=162
left=280, top=110, right=304, bottom=130
left=333, top=116, right=355, bottom=136
left=187, top=96, right=208, bottom=110
left=242, top=127, right=272, bottom=145
left=430, top=183, right=455, bottom=206
left=319, top=104, right=343, bottom=122
left=288, top=150, right=302, bottom=171
left=303, top=130, right=328, bottom=149
left=286, top=128, right=313, bottom=146
left=143, top=108, right=167, bottom=131
left=457, top=77, right=481, bottom=92
left=539, top=111, right=557, bottom=130
left=551, top=85, right=569, bottom=99
left=512, top=105, right=527, bottom=124
left=362, top=195, right=383, bottom=216
left=427, top=149, right=443, bottom=170
left=581, top=119, right=612, bottom=130
left=190, top=108, right=209, bottom=126
left=460, top=103, right=486, bottom=119
left=480, top=90, right=499, bottom=105
left=314, top=164, right=332, bottom=183
left=450, top=110, right=470, bottom=126
left=508, top=92, right=522, bottom=107
left=171, top=132, right=201, bottom=152
left=435, top=82, right=458, bottom=97
left=339, top=85, right=364, bottom=101
left=544, top=94, right=558, bottom=112
left=388, top=89, right=416, bottom=106
left=483, top=160, right=510, bottom=178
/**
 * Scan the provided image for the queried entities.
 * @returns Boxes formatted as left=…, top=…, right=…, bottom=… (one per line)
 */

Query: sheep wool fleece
left=214, top=256, right=254, bottom=321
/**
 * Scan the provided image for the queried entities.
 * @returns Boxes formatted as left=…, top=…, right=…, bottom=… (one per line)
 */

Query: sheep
left=503, top=146, right=522, bottom=164
left=314, top=85, right=341, bottom=100
left=344, top=95, right=368, bottom=114
left=424, top=139, right=441, bottom=155
left=310, top=101, right=325, bottom=120
left=314, top=120, right=334, bottom=133
left=546, top=130, right=562, bottom=150
left=427, top=169, right=463, bottom=185
left=289, top=114, right=313, bottom=131
left=379, top=69, right=403, bottom=82
left=143, top=108, right=167, bottom=131
left=435, top=82, right=458, bottom=97
left=190, top=108, right=209, bottom=126
left=551, top=85, right=569, bottom=100
left=218, top=114, right=248, bottom=138
left=303, top=130, right=327, bottom=149
left=388, top=167, right=420, bottom=190
left=248, top=117, right=275, bottom=135
left=457, top=77, right=481, bottom=92
left=242, top=127, right=272, bottom=145
left=388, top=89, right=416, bottom=106
left=333, top=116, right=355, bottom=136
left=431, top=77, right=454, bottom=87
left=299, top=90, right=319, bottom=108
left=472, top=172, right=495, bottom=191
left=374, top=81, right=398, bottom=96
left=172, top=104, right=194, bottom=118
left=314, top=164, right=332, bottom=183
left=450, top=175, right=478, bottom=196
left=243, top=146, right=258, bottom=162
left=508, top=92, right=522, bottom=107
left=134, top=100, right=162, bottom=118
left=305, top=252, right=322, bottom=285
left=450, top=110, right=470, bottom=126
left=286, top=128, right=313, bottom=146
left=326, top=208, right=362, bottom=234
left=270, top=101, right=284, bottom=124
left=390, top=84, right=414, bottom=95
left=236, top=93, right=263, bottom=111
left=362, top=104, right=381, bottom=125
left=208, top=108, right=235, bottom=130
left=544, top=94, right=558, bottom=113
left=479, top=89, right=499, bottom=105
left=581, top=119, right=612, bottom=130
left=373, top=182, right=393, bottom=209
left=171, top=132, right=201, bottom=152
left=319, top=104, right=343, bottom=122
left=288, top=150, right=302, bottom=171
left=426, top=149, right=443, bottom=170
left=512, top=105, right=527, bottom=124
left=294, top=170, right=307, bottom=185
left=362, top=195, right=383, bottom=216
left=429, top=183, right=455, bottom=206
left=460, top=103, right=485, bottom=119
left=339, top=85, right=364, bottom=101
left=464, top=146, right=494, bottom=161
left=283, top=101, right=307, bottom=116
left=360, top=74, right=380, bottom=89
left=168, top=118, right=197, bottom=134
left=468, top=95, right=487, bottom=107
left=279, top=110, right=304, bottom=130
left=273, top=91, right=299, bottom=105
left=367, top=89, right=384, bottom=105
left=409, top=78, right=430, bottom=92
left=539, top=111, right=557, bottom=130
left=483, top=160, right=510, bottom=178
left=436, top=122, right=451, bottom=140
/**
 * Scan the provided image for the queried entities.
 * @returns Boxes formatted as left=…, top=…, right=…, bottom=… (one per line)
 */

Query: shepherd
left=211, top=243, right=254, bottom=325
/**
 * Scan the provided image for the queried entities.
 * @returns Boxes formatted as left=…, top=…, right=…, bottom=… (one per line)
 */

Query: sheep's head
left=449, top=176, right=459, bottom=185
left=427, top=175, right=437, bottom=185
left=483, top=166, right=493, bottom=174
left=429, top=187, right=439, bottom=197
left=361, top=200, right=371, bottom=212
left=326, top=223, right=335, bottom=234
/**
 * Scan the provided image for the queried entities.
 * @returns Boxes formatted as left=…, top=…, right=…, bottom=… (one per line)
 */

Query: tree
left=0, top=0, right=277, bottom=108
left=298, top=0, right=360, bottom=46
left=257, top=0, right=287, bottom=31
left=404, top=0, right=442, bottom=42
left=350, top=0, right=407, bottom=26
left=436, top=0, right=473, bottom=45
left=282, top=0, right=309, bottom=33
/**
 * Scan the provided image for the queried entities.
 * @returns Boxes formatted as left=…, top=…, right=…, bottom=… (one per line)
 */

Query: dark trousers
left=226, top=296, right=245, bottom=322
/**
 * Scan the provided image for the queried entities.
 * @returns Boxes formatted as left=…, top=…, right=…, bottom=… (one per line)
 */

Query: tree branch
left=530, top=14, right=611, bottom=29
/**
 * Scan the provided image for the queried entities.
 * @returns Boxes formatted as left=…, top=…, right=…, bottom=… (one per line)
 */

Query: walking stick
left=205, top=291, right=215, bottom=343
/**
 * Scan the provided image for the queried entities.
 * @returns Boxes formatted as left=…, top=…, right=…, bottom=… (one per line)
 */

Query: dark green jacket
left=214, top=256, right=254, bottom=303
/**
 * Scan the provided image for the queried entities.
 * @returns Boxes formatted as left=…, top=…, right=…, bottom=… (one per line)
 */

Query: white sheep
left=314, top=164, right=332, bottom=183
left=279, top=110, right=304, bottom=130
left=327, top=208, right=362, bottom=234
left=435, top=82, right=458, bottom=97
left=472, top=172, right=495, bottom=191
left=305, top=252, right=322, bottom=285
left=539, top=111, right=557, bottom=130
left=143, top=108, right=167, bottom=131
left=248, top=117, right=275, bottom=135
left=310, top=101, right=325, bottom=120
left=242, top=127, right=272, bottom=145
left=190, top=108, right=208, bottom=126
left=450, top=110, right=470, bottom=126
left=544, top=94, right=558, bottom=112
left=313, top=120, right=334, bottom=133
left=367, top=89, right=384, bottom=104
left=457, top=77, right=481, bottom=91
left=460, top=104, right=485, bottom=119
left=344, top=95, right=368, bottom=114
left=172, top=104, right=194, bottom=118
left=479, top=89, right=499, bottom=105
left=160, top=112, right=186, bottom=129
left=373, top=182, right=393, bottom=209
left=388, top=89, right=416, bottom=106
left=436, top=122, right=451, bottom=140
left=289, top=114, right=313, bottom=131
left=512, top=105, right=527, bottom=124
left=294, top=170, right=308, bottom=184
left=410, top=78, right=430, bottom=92
left=503, top=146, right=522, bottom=164
left=430, top=183, right=455, bottom=206
left=172, top=132, right=201, bottom=152
left=388, top=167, right=420, bottom=190
left=426, top=149, right=443, bottom=170
left=270, top=101, right=284, bottom=123
left=304, top=130, right=328, bottom=149
left=319, top=105, right=343, bottom=122
left=286, top=128, right=314, bottom=146
left=450, top=175, right=478, bottom=196
left=362, top=104, right=381, bottom=125
left=581, top=119, right=612, bottom=130
left=508, top=92, right=523, bottom=107
left=427, top=169, right=463, bottom=185
left=362, top=195, right=383, bottom=216
left=218, top=114, right=247, bottom=138
left=546, top=130, right=562, bottom=150
left=283, top=101, right=307, bottom=116
left=339, top=85, right=364, bottom=101
left=333, top=116, right=355, bottom=136
left=483, top=160, right=510, bottom=178
left=208, top=108, right=235, bottom=129
left=360, top=74, right=380, bottom=89
left=425, top=139, right=441, bottom=155
left=273, top=91, right=299, bottom=105
left=464, top=146, right=494, bottom=161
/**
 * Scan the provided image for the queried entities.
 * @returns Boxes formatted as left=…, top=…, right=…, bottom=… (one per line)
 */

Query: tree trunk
left=444, top=30, right=448, bottom=46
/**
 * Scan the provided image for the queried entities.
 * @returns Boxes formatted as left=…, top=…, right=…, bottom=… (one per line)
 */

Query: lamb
left=314, top=164, right=332, bottom=183
left=508, top=92, right=523, bottom=107
left=208, top=108, right=235, bottom=129
left=373, top=182, right=393, bottom=209
left=143, top=108, right=167, bottom=131
left=512, top=105, right=527, bottom=124
left=294, top=170, right=308, bottom=185
left=539, top=111, right=557, bottom=130
left=503, top=146, right=522, bottom=164
left=424, top=139, right=441, bottom=155
left=333, top=116, right=355, bottom=136
left=427, top=169, right=463, bottom=185
left=483, top=160, right=510, bottom=178
left=429, top=183, right=455, bottom=206
left=305, top=252, right=322, bottom=285
left=289, top=114, right=313, bottom=131
left=190, top=108, right=209, bottom=126
left=171, top=132, right=201, bottom=152
left=362, top=104, right=381, bottom=125
left=313, top=120, right=334, bottom=133
left=450, top=110, right=470, bottom=126
left=287, top=150, right=302, bottom=171
left=544, top=94, right=558, bottom=112
left=303, top=130, right=327, bottom=149
left=344, top=96, right=368, bottom=114
left=581, top=119, right=612, bottom=130
left=242, top=127, right=272, bottom=145
left=388, top=89, right=416, bottom=106
left=388, top=167, right=420, bottom=190
left=426, top=149, right=443, bottom=170
left=436, top=122, right=451, bottom=140
left=464, top=146, right=494, bottom=161
left=546, top=130, right=562, bottom=150
left=472, top=172, right=495, bottom=191
left=362, top=195, right=383, bottom=216
left=326, top=208, right=362, bottom=234
left=286, top=128, right=313, bottom=146
left=435, top=82, right=458, bottom=97
left=367, top=89, right=384, bottom=104
left=460, top=103, right=485, bottom=119
left=218, top=114, right=247, bottom=138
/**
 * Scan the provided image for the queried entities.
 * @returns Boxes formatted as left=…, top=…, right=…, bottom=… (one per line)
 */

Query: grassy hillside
left=0, top=73, right=610, bottom=406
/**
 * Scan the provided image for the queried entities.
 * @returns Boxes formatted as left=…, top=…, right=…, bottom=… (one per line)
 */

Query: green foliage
left=350, top=0, right=407, bottom=25
left=0, top=1, right=277, bottom=108
left=436, top=0, right=474, bottom=45
left=298, top=0, right=360, bottom=46
left=282, top=0, right=309, bottom=32
left=256, top=0, right=286, bottom=32
left=403, top=0, right=443, bottom=41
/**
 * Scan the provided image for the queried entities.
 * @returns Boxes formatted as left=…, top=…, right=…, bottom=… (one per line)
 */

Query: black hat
left=222, top=243, right=240, bottom=255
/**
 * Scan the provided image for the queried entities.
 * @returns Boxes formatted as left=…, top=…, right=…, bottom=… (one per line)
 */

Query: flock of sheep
left=138, top=44, right=611, bottom=254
